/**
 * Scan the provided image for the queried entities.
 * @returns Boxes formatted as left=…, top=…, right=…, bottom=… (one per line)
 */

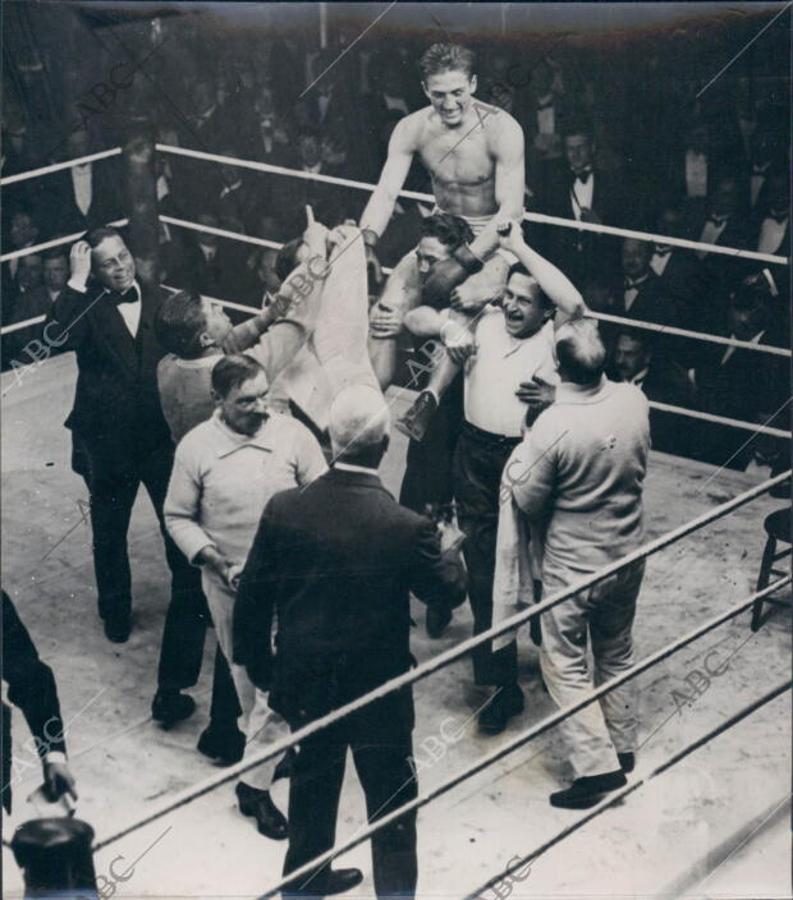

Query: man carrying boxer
left=362, top=42, right=525, bottom=440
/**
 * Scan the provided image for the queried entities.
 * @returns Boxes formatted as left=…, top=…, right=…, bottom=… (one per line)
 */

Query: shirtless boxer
left=362, top=43, right=525, bottom=440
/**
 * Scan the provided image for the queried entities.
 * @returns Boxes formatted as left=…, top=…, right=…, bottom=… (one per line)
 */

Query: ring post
left=10, top=818, right=98, bottom=899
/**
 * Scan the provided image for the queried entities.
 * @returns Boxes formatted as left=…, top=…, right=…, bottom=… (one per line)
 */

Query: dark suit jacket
left=692, top=325, right=788, bottom=469
left=2, top=591, right=67, bottom=813
left=617, top=271, right=677, bottom=327
left=45, top=281, right=172, bottom=477
left=44, top=160, right=120, bottom=239
left=538, top=162, right=625, bottom=283
left=233, top=467, right=467, bottom=724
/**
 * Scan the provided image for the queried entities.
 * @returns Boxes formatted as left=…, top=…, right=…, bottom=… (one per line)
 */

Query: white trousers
left=540, top=560, right=645, bottom=778
left=202, top=572, right=287, bottom=789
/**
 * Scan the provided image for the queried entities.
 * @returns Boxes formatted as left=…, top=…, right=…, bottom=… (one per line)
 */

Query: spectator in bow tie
left=538, top=121, right=624, bottom=285
left=617, top=238, right=677, bottom=331
left=44, top=229, right=208, bottom=734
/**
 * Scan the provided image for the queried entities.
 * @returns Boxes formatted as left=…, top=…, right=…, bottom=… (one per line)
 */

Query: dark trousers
left=283, top=695, right=418, bottom=899
left=82, top=440, right=240, bottom=725
left=453, top=423, right=520, bottom=687
left=399, top=375, right=463, bottom=514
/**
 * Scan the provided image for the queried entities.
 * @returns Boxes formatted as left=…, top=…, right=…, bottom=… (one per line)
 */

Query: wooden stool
left=750, top=507, right=792, bottom=631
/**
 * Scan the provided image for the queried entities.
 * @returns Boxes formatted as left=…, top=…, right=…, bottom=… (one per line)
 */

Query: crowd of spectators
left=2, top=10, right=790, bottom=470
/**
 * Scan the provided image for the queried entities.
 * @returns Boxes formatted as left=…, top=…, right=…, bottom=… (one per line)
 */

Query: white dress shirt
left=66, top=277, right=141, bottom=337
left=570, top=172, right=594, bottom=220
left=721, top=330, right=765, bottom=365
left=685, top=149, right=708, bottom=198
left=750, top=163, right=770, bottom=208
left=71, top=163, right=93, bottom=216
left=199, top=244, right=217, bottom=263
left=623, top=274, right=649, bottom=312
left=536, top=96, right=555, bottom=135
left=698, top=215, right=729, bottom=258
left=117, top=281, right=142, bottom=337
left=650, top=247, right=673, bottom=277
left=757, top=215, right=788, bottom=255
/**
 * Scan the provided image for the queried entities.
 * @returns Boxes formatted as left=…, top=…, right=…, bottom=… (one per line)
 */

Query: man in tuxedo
left=45, top=228, right=203, bottom=725
left=693, top=274, right=788, bottom=471
left=234, top=386, right=467, bottom=898
left=618, top=238, right=677, bottom=327
left=47, top=130, right=119, bottom=239
left=2, top=590, right=77, bottom=814
left=539, top=123, right=622, bottom=284
left=610, top=328, right=694, bottom=457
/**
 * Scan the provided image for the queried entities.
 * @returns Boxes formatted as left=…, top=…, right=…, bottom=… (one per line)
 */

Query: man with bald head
left=234, top=385, right=467, bottom=899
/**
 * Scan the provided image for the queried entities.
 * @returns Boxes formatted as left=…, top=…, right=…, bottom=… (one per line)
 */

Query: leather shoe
left=395, top=390, right=437, bottom=443
left=104, top=616, right=131, bottom=643
left=151, top=691, right=196, bottom=727
left=618, top=751, right=635, bottom=774
left=282, top=867, right=364, bottom=897
left=236, top=782, right=287, bottom=840
left=426, top=603, right=452, bottom=639
left=549, top=770, right=627, bottom=809
left=478, top=684, right=524, bottom=735
left=197, top=725, right=246, bottom=765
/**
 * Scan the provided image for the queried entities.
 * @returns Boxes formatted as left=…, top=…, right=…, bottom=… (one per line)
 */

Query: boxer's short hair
left=211, top=354, right=264, bottom=398
left=421, top=213, right=474, bottom=251
left=419, top=43, right=476, bottom=80
left=155, top=290, right=207, bottom=359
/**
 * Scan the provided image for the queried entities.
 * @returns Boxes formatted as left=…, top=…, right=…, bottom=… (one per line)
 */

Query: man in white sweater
left=507, top=318, right=650, bottom=809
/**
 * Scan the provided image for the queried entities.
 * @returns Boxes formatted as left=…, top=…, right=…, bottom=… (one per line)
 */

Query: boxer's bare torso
left=408, top=101, right=506, bottom=218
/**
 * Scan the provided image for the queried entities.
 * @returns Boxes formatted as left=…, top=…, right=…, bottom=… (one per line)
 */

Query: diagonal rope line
left=465, top=680, right=791, bottom=900
left=696, top=1, right=793, bottom=97
left=300, top=1, right=399, bottom=98
left=256, top=583, right=790, bottom=897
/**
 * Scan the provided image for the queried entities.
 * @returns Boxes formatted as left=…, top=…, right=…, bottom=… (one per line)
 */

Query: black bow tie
left=752, top=163, right=770, bottom=176
left=536, top=98, right=554, bottom=111
left=109, top=286, right=139, bottom=306
left=653, top=244, right=673, bottom=257
left=707, top=214, right=728, bottom=227
left=766, top=209, right=789, bottom=224
left=573, top=167, right=592, bottom=184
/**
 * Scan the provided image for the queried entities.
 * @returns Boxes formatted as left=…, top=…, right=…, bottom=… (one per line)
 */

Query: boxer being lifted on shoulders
left=362, top=43, right=525, bottom=440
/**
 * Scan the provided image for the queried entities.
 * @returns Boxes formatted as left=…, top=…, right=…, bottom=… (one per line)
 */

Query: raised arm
left=469, top=113, right=526, bottom=261
left=359, top=116, right=416, bottom=239
left=498, top=222, right=586, bottom=327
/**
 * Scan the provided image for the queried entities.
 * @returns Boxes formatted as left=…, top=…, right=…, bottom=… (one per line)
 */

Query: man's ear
left=198, top=331, right=214, bottom=349
left=210, top=388, right=222, bottom=406
left=421, top=80, right=430, bottom=101
left=469, top=74, right=478, bottom=95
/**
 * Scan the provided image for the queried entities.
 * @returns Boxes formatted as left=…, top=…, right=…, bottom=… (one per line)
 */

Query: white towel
left=492, top=445, right=544, bottom=650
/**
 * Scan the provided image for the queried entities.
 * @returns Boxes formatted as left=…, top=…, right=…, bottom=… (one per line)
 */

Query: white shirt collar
left=334, top=461, right=379, bottom=475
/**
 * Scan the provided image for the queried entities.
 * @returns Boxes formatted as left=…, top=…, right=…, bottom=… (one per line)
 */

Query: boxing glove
left=422, top=244, right=484, bottom=309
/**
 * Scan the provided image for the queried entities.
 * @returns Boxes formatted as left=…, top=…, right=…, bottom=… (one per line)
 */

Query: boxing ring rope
left=2, top=145, right=790, bottom=894
left=257, top=579, right=792, bottom=898
left=465, top=677, right=792, bottom=900
left=91, top=469, right=790, bottom=855
left=155, top=143, right=789, bottom=267
left=0, top=147, right=122, bottom=187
